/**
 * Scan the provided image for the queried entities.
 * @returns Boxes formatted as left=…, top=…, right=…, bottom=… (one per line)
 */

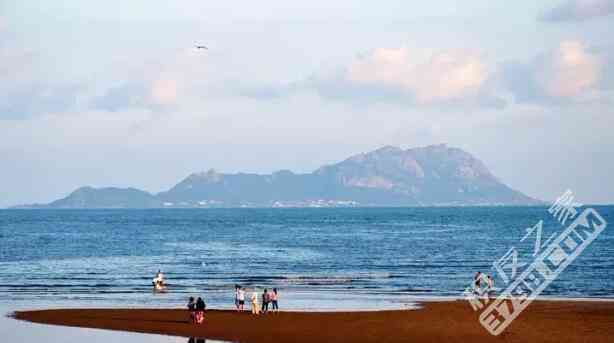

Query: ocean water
left=1, top=206, right=613, bottom=311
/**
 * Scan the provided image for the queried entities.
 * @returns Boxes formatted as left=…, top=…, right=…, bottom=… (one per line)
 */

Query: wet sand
left=12, top=300, right=614, bottom=343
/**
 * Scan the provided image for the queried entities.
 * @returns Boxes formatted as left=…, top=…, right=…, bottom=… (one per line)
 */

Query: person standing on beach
left=234, top=285, right=240, bottom=311
left=474, top=271, right=482, bottom=294
left=270, top=288, right=279, bottom=313
left=251, top=289, right=260, bottom=315
left=236, top=286, right=246, bottom=312
left=187, top=297, right=197, bottom=323
left=261, top=288, right=270, bottom=314
left=486, top=275, right=495, bottom=298
left=195, top=297, right=206, bottom=324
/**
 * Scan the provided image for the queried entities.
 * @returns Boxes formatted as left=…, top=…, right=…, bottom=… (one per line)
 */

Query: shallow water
left=1, top=206, right=613, bottom=311
left=0, top=304, right=227, bottom=343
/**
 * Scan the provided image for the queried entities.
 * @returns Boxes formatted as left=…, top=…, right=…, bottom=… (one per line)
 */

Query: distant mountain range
left=14, top=144, right=542, bottom=208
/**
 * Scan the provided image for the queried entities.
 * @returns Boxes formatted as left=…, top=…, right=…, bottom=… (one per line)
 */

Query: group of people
left=473, top=271, right=495, bottom=297
left=234, top=285, right=279, bottom=315
left=165, top=269, right=498, bottom=322
left=183, top=285, right=280, bottom=324
left=187, top=296, right=207, bottom=324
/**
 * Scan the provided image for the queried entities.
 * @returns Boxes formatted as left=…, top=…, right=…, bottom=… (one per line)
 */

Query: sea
left=1, top=206, right=613, bottom=313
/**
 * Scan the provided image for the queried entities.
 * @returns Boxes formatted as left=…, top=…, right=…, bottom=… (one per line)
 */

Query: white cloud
left=346, top=47, right=489, bottom=103
left=538, top=41, right=601, bottom=97
left=0, top=45, right=212, bottom=118
left=347, top=48, right=413, bottom=87
left=540, top=0, right=614, bottom=22
left=240, top=41, right=610, bottom=109
left=242, top=47, right=499, bottom=107
left=500, top=40, right=606, bottom=104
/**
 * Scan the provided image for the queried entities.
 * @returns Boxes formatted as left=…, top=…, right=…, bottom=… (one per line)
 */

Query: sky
left=0, top=0, right=613, bottom=207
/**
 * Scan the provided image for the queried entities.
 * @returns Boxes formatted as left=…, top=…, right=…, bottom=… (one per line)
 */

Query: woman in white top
left=237, top=287, right=246, bottom=311
left=251, top=290, right=260, bottom=315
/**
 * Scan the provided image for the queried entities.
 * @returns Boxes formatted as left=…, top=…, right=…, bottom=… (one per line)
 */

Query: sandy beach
left=12, top=300, right=614, bottom=343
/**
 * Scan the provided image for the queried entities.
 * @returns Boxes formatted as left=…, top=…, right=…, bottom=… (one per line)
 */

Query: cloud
left=241, top=41, right=609, bottom=109
left=501, top=40, right=603, bottom=104
left=2, top=76, right=181, bottom=119
left=1, top=47, right=208, bottom=119
left=242, top=47, right=502, bottom=108
left=89, top=48, right=209, bottom=112
left=540, top=41, right=601, bottom=97
left=346, top=48, right=489, bottom=103
left=91, top=77, right=180, bottom=112
left=539, top=0, right=614, bottom=22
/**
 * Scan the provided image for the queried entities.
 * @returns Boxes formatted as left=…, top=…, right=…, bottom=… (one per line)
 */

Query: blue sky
left=1, top=0, right=613, bottom=206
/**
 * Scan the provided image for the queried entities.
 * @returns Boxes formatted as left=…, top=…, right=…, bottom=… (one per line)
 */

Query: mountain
left=47, top=187, right=158, bottom=209
left=16, top=144, right=541, bottom=208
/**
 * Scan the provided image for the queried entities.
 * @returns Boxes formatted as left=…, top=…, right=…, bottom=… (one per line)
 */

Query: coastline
left=12, top=300, right=614, bottom=343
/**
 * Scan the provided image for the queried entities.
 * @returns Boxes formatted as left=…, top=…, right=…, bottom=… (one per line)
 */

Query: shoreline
left=8, top=294, right=614, bottom=313
left=12, top=300, right=614, bottom=343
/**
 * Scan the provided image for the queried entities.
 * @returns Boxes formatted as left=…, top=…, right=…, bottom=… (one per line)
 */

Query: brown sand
left=12, top=301, right=614, bottom=343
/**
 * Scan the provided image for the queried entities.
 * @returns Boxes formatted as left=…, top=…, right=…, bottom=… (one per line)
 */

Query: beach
left=13, top=300, right=614, bottom=343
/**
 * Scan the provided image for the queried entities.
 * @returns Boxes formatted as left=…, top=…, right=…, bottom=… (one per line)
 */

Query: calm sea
left=1, top=207, right=613, bottom=310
